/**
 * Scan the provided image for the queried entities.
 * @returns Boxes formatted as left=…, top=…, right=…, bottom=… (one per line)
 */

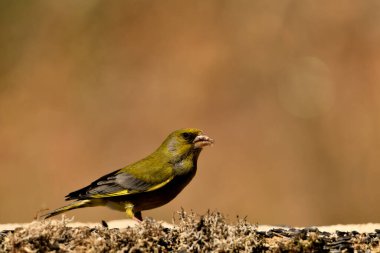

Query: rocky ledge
left=1, top=211, right=379, bottom=252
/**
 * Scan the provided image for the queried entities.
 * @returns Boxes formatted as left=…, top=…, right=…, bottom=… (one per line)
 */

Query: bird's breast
left=111, top=171, right=197, bottom=212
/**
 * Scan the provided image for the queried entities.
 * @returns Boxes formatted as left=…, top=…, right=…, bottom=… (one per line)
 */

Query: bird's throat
left=173, top=150, right=200, bottom=176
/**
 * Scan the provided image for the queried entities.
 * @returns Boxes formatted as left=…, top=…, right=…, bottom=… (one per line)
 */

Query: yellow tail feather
left=42, top=200, right=93, bottom=219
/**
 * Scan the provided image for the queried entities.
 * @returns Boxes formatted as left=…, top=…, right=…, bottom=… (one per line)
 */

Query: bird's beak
left=193, top=134, right=214, bottom=149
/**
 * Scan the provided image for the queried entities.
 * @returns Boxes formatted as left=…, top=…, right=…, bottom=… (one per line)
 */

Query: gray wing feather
left=66, top=170, right=155, bottom=200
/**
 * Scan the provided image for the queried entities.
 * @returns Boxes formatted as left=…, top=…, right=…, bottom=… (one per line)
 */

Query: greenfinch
left=43, top=128, right=214, bottom=221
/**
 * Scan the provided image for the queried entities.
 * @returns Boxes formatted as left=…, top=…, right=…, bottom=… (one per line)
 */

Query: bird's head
left=160, top=128, right=214, bottom=159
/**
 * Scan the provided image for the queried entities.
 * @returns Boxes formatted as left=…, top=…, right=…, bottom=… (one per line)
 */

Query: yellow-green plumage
left=43, top=128, right=213, bottom=220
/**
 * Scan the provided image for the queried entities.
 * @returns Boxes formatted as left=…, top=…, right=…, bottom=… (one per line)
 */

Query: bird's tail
left=42, top=200, right=94, bottom=219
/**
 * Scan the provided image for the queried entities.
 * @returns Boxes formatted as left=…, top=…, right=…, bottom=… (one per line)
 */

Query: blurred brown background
left=1, top=1, right=380, bottom=226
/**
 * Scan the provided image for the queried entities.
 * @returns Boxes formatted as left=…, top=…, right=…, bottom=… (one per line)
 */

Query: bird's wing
left=65, top=165, right=174, bottom=200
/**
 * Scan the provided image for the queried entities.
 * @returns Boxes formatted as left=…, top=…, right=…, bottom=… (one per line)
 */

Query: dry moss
left=1, top=211, right=379, bottom=252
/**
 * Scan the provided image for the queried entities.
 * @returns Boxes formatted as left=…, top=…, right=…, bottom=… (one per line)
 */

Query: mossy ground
left=1, top=211, right=379, bottom=252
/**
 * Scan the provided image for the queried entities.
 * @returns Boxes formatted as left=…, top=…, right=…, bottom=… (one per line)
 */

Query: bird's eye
left=182, top=132, right=193, bottom=142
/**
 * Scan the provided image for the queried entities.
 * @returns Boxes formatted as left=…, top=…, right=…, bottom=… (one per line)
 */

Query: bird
left=42, top=128, right=214, bottom=221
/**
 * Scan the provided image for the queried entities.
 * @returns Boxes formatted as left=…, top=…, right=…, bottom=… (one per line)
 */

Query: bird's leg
left=124, top=202, right=141, bottom=222
left=135, top=211, right=143, bottom=221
